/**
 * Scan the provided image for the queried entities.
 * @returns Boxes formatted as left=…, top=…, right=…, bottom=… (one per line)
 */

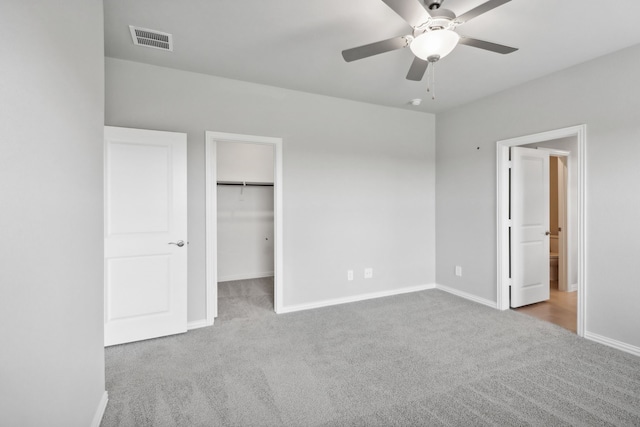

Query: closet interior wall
left=216, top=142, right=275, bottom=282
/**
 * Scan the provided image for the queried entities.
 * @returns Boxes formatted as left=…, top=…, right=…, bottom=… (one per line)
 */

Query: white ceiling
left=104, top=0, right=640, bottom=113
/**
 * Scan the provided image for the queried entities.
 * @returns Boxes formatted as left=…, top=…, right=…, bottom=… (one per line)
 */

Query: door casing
left=496, top=125, right=586, bottom=336
left=205, top=131, right=284, bottom=325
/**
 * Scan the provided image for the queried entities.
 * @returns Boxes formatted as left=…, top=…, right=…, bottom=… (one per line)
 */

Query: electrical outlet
left=455, top=266, right=462, bottom=277
left=347, top=270, right=354, bottom=281
left=364, top=268, right=373, bottom=279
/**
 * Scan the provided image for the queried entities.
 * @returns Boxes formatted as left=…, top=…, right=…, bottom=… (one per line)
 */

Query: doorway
left=496, top=125, right=586, bottom=336
left=205, top=131, right=284, bottom=325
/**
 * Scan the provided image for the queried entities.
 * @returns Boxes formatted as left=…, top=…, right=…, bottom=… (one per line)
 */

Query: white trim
left=496, top=125, right=587, bottom=337
left=205, top=131, right=284, bottom=322
left=496, top=140, right=511, bottom=311
left=576, top=126, right=587, bottom=338
left=205, top=138, right=218, bottom=324
left=584, top=331, right=640, bottom=357
left=90, top=391, right=108, bottom=427
left=568, top=282, right=578, bottom=292
left=273, top=137, right=284, bottom=313
left=435, top=284, right=497, bottom=309
left=278, top=284, right=436, bottom=314
left=218, top=272, right=274, bottom=283
left=187, top=319, right=211, bottom=330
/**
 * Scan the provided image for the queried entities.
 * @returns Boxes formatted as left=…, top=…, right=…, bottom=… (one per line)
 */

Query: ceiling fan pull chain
left=426, top=63, right=433, bottom=96
left=431, top=61, right=436, bottom=100
left=426, top=61, right=436, bottom=100
left=426, top=67, right=431, bottom=94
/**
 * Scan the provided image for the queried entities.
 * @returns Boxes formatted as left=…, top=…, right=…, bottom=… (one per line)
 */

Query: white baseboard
left=218, top=272, right=274, bottom=282
left=187, top=319, right=213, bottom=330
left=90, top=391, right=108, bottom=427
left=277, top=283, right=436, bottom=314
left=435, top=284, right=497, bottom=309
left=584, top=331, right=640, bottom=357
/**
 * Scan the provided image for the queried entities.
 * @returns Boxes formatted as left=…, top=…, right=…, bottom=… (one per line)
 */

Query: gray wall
left=436, top=44, right=640, bottom=348
left=216, top=142, right=275, bottom=281
left=105, top=58, right=436, bottom=321
left=0, top=1, right=106, bottom=426
left=217, top=141, right=274, bottom=184
left=217, top=185, right=275, bottom=281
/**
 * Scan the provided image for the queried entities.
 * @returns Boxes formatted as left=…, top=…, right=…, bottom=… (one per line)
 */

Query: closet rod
left=216, top=181, right=274, bottom=187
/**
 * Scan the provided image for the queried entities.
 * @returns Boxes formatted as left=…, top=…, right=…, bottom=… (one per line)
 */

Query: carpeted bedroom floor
left=102, top=287, right=640, bottom=426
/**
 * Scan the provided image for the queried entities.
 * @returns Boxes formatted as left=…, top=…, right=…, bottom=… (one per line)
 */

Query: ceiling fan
left=342, top=0, right=518, bottom=82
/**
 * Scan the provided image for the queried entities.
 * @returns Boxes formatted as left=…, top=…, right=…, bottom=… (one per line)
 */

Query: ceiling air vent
left=129, top=26, right=173, bottom=51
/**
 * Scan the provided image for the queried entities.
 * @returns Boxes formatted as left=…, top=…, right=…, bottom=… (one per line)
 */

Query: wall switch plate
left=347, top=270, right=354, bottom=281
left=364, top=268, right=373, bottom=279
left=455, top=266, right=462, bottom=277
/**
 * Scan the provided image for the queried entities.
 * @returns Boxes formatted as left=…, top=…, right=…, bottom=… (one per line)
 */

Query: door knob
left=169, top=240, right=185, bottom=247
left=544, top=231, right=551, bottom=236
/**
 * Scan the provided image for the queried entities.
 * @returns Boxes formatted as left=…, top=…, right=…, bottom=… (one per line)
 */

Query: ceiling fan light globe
left=409, top=29, right=459, bottom=61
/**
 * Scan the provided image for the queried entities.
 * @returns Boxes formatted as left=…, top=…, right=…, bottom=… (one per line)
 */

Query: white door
left=510, top=147, right=550, bottom=308
left=104, top=126, right=188, bottom=346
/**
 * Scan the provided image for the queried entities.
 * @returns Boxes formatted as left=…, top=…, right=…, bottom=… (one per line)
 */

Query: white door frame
left=496, top=125, right=586, bottom=336
left=205, top=131, right=284, bottom=324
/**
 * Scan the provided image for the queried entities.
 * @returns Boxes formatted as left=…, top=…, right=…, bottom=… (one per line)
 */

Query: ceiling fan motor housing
left=414, top=9, right=456, bottom=36
left=425, top=0, right=444, bottom=10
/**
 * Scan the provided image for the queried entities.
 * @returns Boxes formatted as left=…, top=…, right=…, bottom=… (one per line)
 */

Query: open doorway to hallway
left=496, top=125, right=586, bottom=336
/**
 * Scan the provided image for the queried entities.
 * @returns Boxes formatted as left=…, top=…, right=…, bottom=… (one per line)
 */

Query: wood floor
left=514, top=281, right=577, bottom=333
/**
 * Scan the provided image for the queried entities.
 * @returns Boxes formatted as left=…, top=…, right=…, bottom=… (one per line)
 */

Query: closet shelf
left=217, top=181, right=273, bottom=187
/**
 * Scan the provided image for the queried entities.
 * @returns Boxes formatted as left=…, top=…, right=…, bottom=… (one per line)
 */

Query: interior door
left=104, top=126, right=187, bottom=346
left=510, top=147, right=550, bottom=308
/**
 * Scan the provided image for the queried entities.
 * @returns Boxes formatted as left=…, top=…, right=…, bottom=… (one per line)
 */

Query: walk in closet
left=215, top=141, right=275, bottom=320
